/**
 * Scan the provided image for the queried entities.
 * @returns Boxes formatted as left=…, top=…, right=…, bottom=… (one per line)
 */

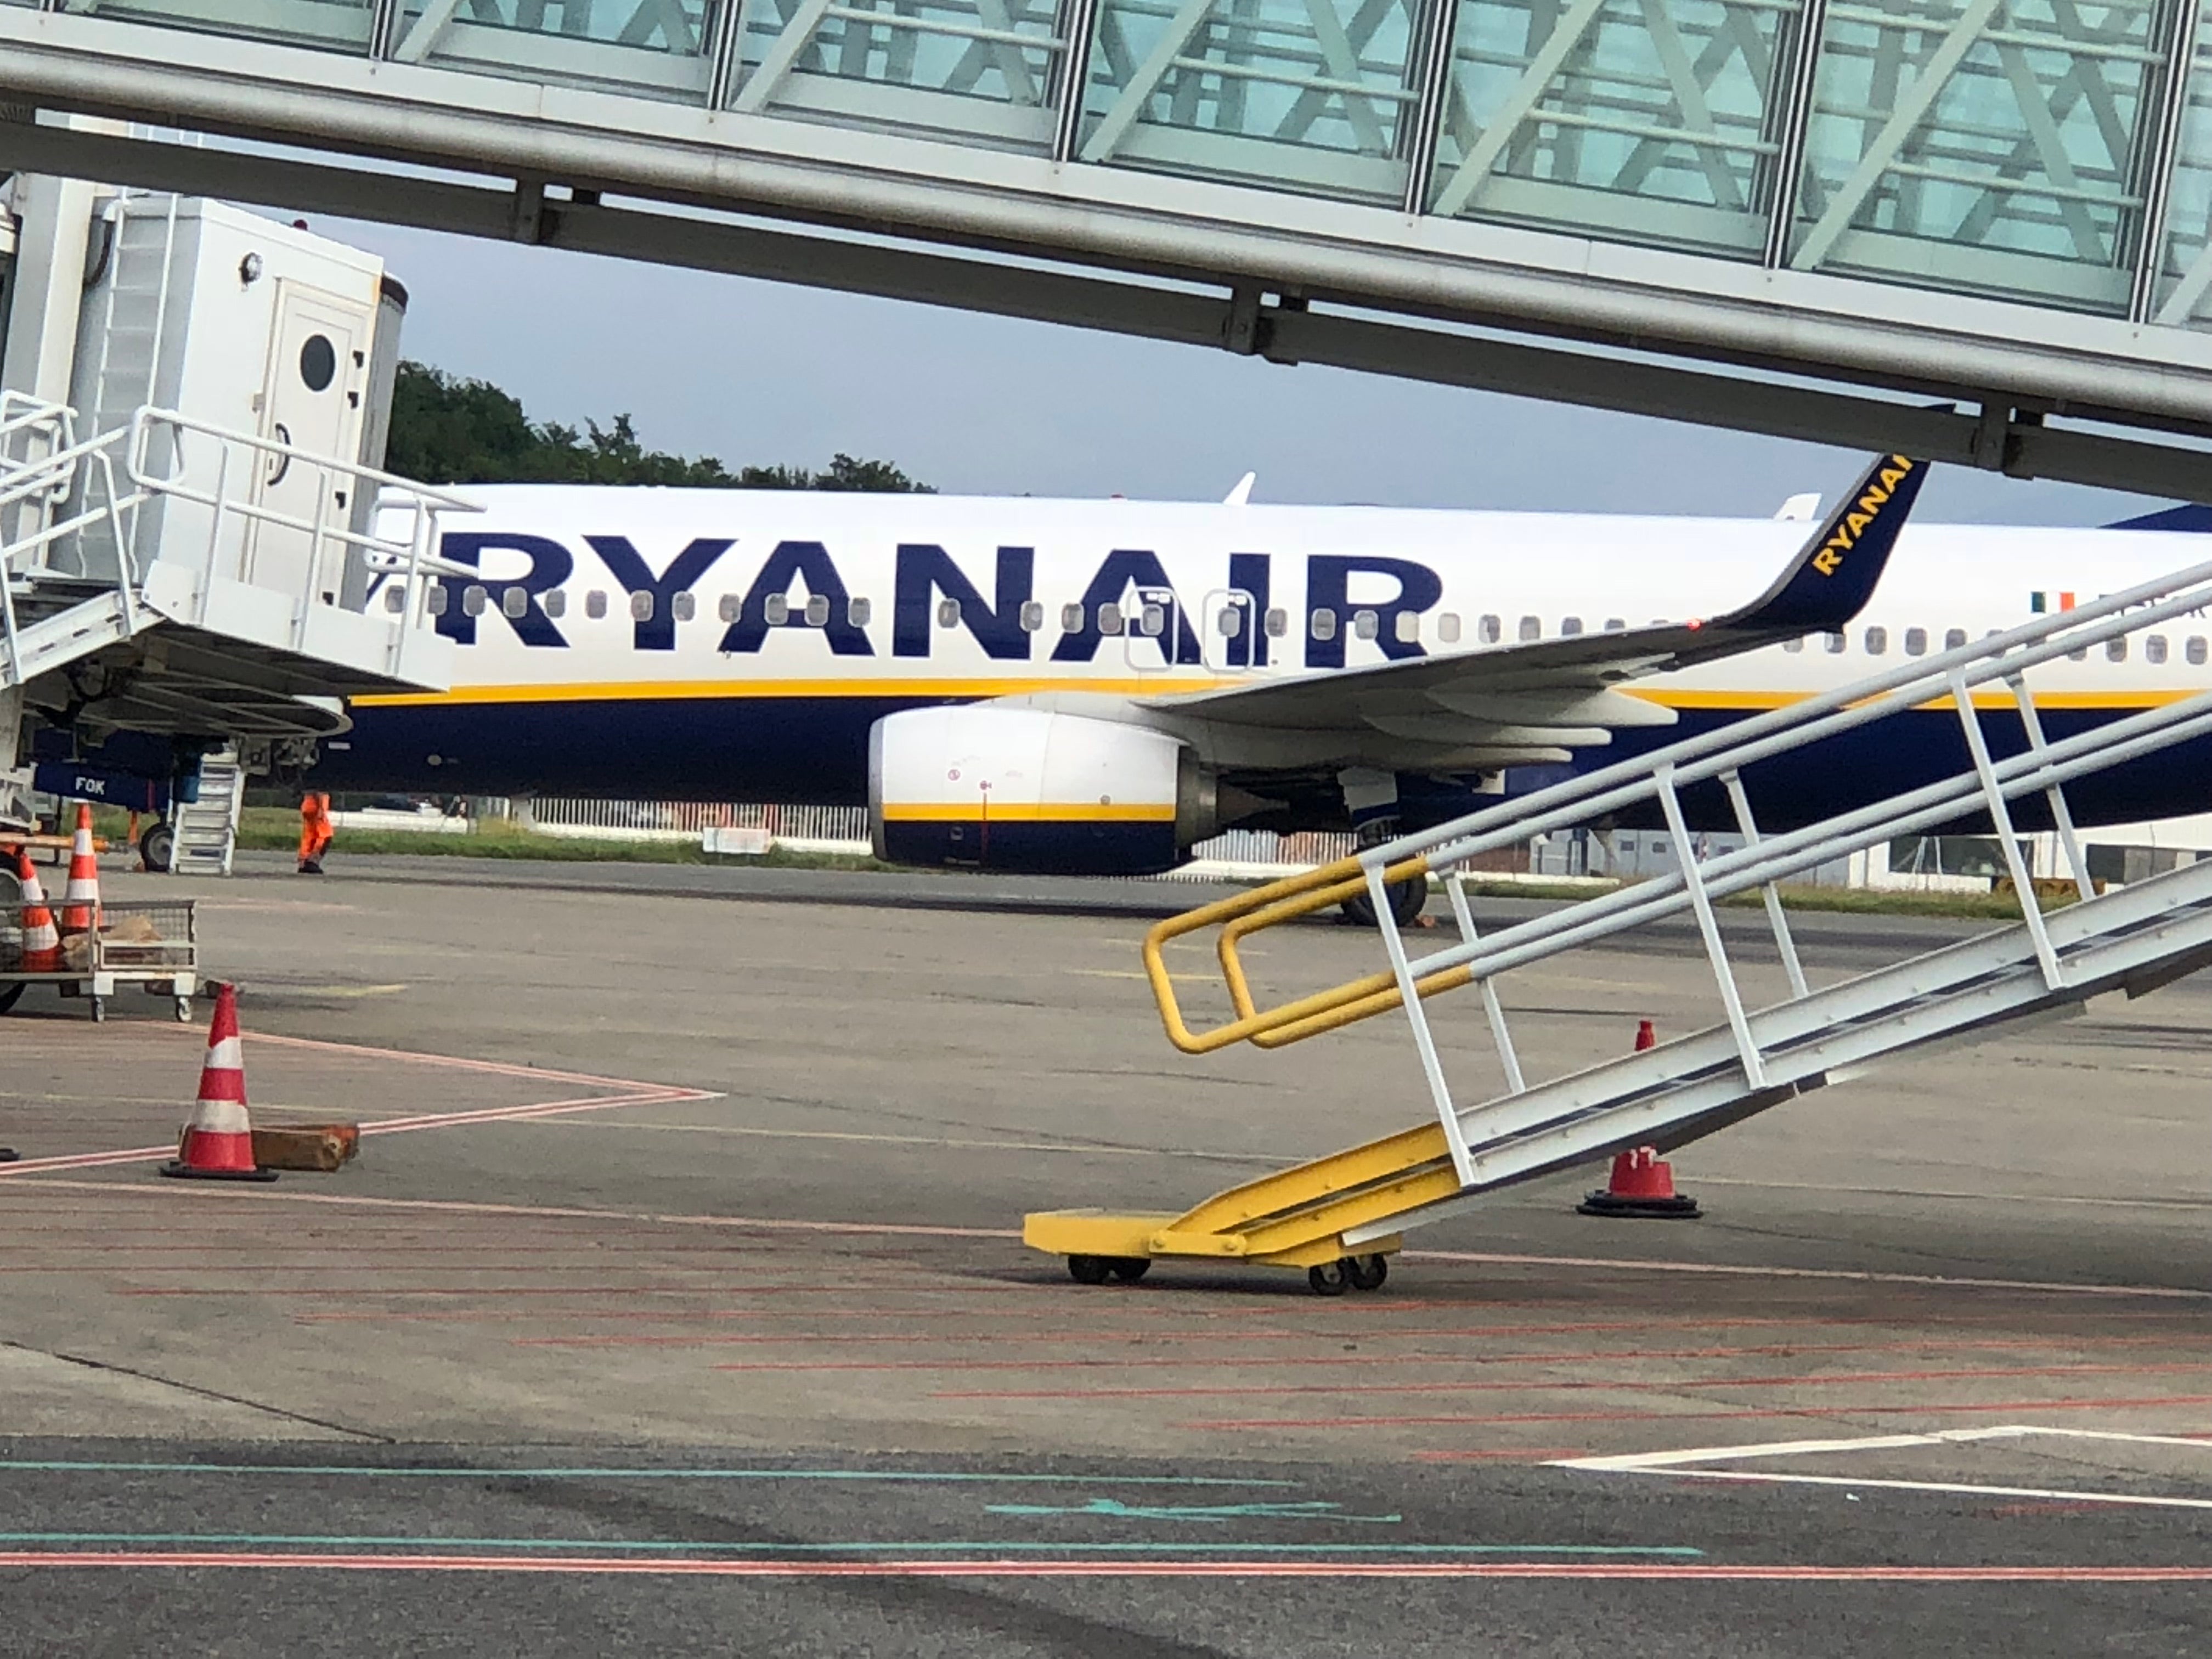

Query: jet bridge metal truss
left=1025, top=546, right=2212, bottom=1291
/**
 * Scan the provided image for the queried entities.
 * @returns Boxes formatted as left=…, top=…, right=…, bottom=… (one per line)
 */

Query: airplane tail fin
left=2104, top=503, right=2212, bottom=532
left=1715, top=450, right=1928, bottom=635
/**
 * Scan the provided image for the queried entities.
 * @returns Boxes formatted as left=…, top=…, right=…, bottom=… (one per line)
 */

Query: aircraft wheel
left=1340, top=876, right=1426, bottom=929
left=1308, top=1260, right=1352, bottom=1297
left=1107, top=1257, right=1150, bottom=1282
left=138, top=819, right=176, bottom=873
left=1067, top=1254, right=1113, bottom=1285
left=1345, top=1254, right=1389, bottom=1291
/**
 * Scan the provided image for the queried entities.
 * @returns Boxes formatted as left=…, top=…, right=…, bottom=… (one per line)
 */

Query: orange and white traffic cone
left=159, top=984, right=276, bottom=1183
left=1577, top=1019, right=1700, bottom=1218
left=59, top=803, right=100, bottom=935
left=14, top=848, right=59, bottom=973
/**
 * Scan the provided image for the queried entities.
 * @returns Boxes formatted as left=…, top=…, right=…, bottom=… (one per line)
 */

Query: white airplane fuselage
left=321, top=487, right=2212, bottom=862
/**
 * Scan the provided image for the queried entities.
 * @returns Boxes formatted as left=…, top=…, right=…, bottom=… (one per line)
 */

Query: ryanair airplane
left=319, top=451, right=2212, bottom=921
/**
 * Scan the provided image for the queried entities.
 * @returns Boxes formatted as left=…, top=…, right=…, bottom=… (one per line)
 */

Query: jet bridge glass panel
left=1785, top=0, right=2169, bottom=312
left=2147, top=4, right=2212, bottom=325
left=71, top=0, right=371, bottom=51
left=392, top=1, right=713, bottom=103
left=731, top=0, right=1064, bottom=150
left=1075, top=0, right=1424, bottom=202
left=1425, top=0, right=1796, bottom=256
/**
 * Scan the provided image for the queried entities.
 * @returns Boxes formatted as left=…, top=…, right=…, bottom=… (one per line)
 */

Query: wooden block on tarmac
left=249, top=1123, right=360, bottom=1173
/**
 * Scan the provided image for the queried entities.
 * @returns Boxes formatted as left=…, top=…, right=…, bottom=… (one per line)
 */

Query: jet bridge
left=1026, top=561, right=2212, bottom=1293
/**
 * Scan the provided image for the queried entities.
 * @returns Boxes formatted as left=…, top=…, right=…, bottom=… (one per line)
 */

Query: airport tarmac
left=3, top=858, right=2210, bottom=1654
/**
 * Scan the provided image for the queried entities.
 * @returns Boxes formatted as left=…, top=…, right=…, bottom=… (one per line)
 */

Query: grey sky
left=329, top=215, right=2169, bottom=527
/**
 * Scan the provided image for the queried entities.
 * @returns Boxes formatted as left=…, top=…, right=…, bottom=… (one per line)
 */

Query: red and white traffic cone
left=14, top=848, right=59, bottom=973
left=159, top=984, right=276, bottom=1183
left=59, top=803, right=100, bottom=935
left=1577, top=1019, right=1700, bottom=1218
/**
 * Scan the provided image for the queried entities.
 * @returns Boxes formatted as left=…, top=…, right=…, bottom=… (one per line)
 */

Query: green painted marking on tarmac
left=0, top=1533, right=1704, bottom=1557
left=0, top=1463, right=1295, bottom=1487
left=987, top=1499, right=1402, bottom=1524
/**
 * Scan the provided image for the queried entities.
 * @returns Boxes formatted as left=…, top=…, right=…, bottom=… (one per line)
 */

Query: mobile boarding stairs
left=0, top=392, right=475, bottom=831
left=1028, top=566, right=2212, bottom=1293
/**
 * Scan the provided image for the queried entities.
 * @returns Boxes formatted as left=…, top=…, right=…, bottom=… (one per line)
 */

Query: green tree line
left=384, top=361, right=931, bottom=492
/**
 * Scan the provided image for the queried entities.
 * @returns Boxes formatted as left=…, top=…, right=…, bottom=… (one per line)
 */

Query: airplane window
left=672, top=591, right=696, bottom=623
left=937, top=597, right=961, bottom=628
left=1824, top=631, right=1845, bottom=652
left=1061, top=603, right=1085, bottom=632
left=586, top=590, right=607, bottom=620
left=1395, top=611, right=1419, bottom=644
left=717, top=594, right=738, bottom=623
left=1310, top=608, right=1337, bottom=642
left=1098, top=604, right=1124, bottom=636
left=1437, top=613, right=1462, bottom=643
left=2107, top=637, right=2128, bottom=662
left=1518, top=615, right=1541, bottom=641
left=1019, top=600, right=1043, bottom=632
left=426, top=584, right=448, bottom=616
left=763, top=594, right=788, bottom=625
left=1353, top=609, right=1379, bottom=640
left=1864, top=625, right=1887, bottom=654
left=1904, top=627, right=1926, bottom=656
left=542, top=589, right=566, bottom=619
left=1217, top=606, right=1242, bottom=637
left=383, top=586, right=405, bottom=614
left=2148, top=634, right=2169, bottom=664
left=1782, top=636, right=1804, bottom=653
left=2068, top=644, right=2088, bottom=661
left=848, top=596, right=872, bottom=628
left=633, top=590, right=657, bottom=622
left=2189, top=636, right=2207, bottom=665
left=1479, top=614, right=1502, bottom=644
left=1265, top=607, right=1288, bottom=637
left=805, top=594, right=831, bottom=627
left=502, top=588, right=528, bottom=619
left=1604, top=617, right=1626, bottom=631
left=1141, top=603, right=1165, bottom=637
left=1560, top=616, right=1583, bottom=637
left=1944, top=628, right=1966, bottom=650
left=462, top=584, right=487, bottom=617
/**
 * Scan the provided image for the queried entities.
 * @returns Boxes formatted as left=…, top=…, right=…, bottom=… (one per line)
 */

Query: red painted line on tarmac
left=928, top=1361, right=2211, bottom=1401
left=1176, top=1393, right=2212, bottom=1430
left=0, top=1551, right=2207, bottom=1582
left=1413, top=1448, right=1592, bottom=1462
left=1406, top=1249, right=2212, bottom=1302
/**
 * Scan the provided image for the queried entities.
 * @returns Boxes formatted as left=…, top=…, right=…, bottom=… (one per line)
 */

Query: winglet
left=1718, top=451, right=1928, bottom=634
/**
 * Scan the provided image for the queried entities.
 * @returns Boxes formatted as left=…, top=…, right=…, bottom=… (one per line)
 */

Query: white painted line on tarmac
left=1552, top=1425, right=2212, bottom=1513
left=1685, top=1175, right=2212, bottom=1211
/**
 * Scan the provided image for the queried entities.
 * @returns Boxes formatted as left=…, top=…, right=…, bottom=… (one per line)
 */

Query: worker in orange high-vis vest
left=297, top=792, right=335, bottom=874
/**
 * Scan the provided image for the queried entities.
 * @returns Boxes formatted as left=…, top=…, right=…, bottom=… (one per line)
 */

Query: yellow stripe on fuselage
left=354, top=678, right=2196, bottom=715
left=354, top=675, right=1241, bottom=707
left=880, top=802, right=1177, bottom=823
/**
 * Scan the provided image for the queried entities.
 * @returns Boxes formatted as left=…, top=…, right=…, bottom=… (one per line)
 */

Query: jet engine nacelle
left=869, top=706, right=1222, bottom=875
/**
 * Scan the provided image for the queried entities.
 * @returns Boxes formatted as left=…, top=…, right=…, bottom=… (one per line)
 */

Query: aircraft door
left=247, top=280, right=373, bottom=608
left=1201, top=588, right=1257, bottom=672
left=1123, top=584, right=1181, bottom=673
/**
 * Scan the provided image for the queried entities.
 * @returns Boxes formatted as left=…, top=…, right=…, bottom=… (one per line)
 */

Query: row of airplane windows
left=409, top=585, right=2209, bottom=663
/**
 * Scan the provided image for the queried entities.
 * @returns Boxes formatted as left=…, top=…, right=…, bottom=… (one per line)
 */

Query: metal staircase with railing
left=1026, top=560, right=2212, bottom=1291
left=0, top=389, right=475, bottom=837
left=169, top=748, right=246, bottom=877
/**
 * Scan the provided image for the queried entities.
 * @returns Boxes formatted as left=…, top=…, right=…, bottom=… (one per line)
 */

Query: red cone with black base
left=159, top=984, right=276, bottom=1182
left=1577, top=1019, right=1700, bottom=1218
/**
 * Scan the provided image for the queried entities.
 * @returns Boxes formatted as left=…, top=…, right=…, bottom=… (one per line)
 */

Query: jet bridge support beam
left=11, top=121, right=2212, bottom=503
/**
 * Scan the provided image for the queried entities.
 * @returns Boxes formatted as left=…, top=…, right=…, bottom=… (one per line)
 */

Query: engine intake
left=870, top=707, right=1220, bottom=875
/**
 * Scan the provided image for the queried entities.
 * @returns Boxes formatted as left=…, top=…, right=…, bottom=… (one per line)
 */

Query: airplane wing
left=1143, top=450, right=1927, bottom=738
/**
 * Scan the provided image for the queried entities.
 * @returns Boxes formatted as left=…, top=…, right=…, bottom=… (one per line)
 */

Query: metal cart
left=0, top=901, right=200, bottom=1023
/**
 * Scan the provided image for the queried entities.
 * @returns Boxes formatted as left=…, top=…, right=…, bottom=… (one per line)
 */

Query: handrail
left=1144, top=552, right=2212, bottom=1054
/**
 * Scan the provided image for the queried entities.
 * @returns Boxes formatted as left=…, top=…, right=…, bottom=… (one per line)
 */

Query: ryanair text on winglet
left=1811, top=455, right=1916, bottom=577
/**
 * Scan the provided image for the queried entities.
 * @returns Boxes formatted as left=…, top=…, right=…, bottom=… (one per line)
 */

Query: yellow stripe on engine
left=880, top=802, right=1178, bottom=823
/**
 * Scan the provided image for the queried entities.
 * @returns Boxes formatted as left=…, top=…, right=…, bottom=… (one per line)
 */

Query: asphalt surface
left=2, top=858, right=2208, bottom=1654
